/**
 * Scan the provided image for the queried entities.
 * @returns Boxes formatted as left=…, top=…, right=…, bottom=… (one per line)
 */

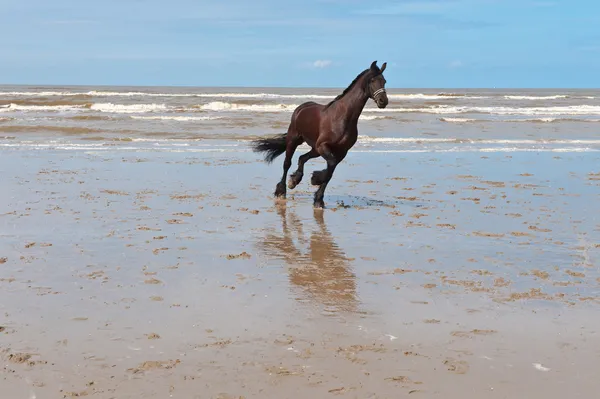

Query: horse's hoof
left=313, top=199, right=325, bottom=209
left=288, top=173, right=302, bottom=189
left=274, top=182, right=286, bottom=198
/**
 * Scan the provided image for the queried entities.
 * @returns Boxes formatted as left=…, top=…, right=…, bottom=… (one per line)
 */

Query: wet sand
left=1, top=147, right=599, bottom=398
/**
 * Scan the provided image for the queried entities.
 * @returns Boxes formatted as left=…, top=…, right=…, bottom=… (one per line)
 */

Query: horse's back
left=293, top=101, right=322, bottom=113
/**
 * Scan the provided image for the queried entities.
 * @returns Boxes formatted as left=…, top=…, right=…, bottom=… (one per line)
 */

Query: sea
left=1, top=85, right=599, bottom=154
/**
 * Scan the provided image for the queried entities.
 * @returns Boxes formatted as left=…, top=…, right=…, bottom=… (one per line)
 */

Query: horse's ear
left=380, top=62, right=387, bottom=73
left=370, top=60, right=378, bottom=70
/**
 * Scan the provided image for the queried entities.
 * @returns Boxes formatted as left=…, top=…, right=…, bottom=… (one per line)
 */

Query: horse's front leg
left=289, top=148, right=319, bottom=189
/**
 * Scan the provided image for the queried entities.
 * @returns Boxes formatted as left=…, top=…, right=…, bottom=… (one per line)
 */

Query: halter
left=372, top=87, right=386, bottom=100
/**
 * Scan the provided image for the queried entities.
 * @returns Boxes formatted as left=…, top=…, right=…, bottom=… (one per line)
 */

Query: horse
left=251, top=60, right=389, bottom=208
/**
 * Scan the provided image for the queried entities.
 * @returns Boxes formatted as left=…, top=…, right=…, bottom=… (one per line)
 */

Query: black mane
left=323, top=67, right=375, bottom=110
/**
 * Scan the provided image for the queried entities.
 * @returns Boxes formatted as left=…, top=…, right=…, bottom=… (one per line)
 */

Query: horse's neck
left=342, top=82, right=369, bottom=123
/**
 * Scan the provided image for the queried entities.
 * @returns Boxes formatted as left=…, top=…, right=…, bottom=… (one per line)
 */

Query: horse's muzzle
left=376, top=97, right=389, bottom=108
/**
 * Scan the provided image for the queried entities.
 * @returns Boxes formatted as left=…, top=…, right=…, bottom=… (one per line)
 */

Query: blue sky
left=1, top=0, right=599, bottom=88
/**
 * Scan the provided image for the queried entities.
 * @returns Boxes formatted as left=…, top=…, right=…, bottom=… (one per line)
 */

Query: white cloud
left=449, top=60, right=463, bottom=68
left=312, top=59, right=332, bottom=68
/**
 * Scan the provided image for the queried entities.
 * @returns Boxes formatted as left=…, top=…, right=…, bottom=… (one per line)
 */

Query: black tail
left=251, top=133, right=288, bottom=164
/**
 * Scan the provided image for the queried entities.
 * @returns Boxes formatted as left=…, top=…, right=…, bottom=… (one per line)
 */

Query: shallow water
left=0, top=147, right=598, bottom=398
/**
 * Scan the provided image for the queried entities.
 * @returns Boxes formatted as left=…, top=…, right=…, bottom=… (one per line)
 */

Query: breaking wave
left=1, top=140, right=597, bottom=154
left=365, top=105, right=600, bottom=115
left=359, top=115, right=387, bottom=121
left=356, top=136, right=600, bottom=145
left=439, top=117, right=477, bottom=123
left=0, top=103, right=87, bottom=112
left=440, top=117, right=600, bottom=123
left=89, top=103, right=168, bottom=113
left=197, top=101, right=297, bottom=112
left=1, top=90, right=487, bottom=100
left=130, top=115, right=221, bottom=121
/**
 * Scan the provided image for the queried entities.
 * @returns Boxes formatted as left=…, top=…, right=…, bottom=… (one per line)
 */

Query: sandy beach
left=1, top=144, right=599, bottom=398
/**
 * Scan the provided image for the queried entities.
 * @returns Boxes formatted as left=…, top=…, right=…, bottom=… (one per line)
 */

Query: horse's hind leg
left=288, top=147, right=319, bottom=189
left=312, top=146, right=346, bottom=208
left=275, top=131, right=302, bottom=198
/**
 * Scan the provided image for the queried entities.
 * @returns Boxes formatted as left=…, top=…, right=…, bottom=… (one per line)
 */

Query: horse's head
left=367, top=61, right=388, bottom=108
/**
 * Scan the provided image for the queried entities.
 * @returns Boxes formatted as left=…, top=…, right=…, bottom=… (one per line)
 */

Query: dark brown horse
left=251, top=60, right=389, bottom=208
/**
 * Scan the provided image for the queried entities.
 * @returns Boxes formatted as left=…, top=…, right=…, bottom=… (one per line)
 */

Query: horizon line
left=0, top=83, right=598, bottom=90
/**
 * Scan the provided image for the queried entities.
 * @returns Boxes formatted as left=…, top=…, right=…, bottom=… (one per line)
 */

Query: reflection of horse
left=257, top=204, right=357, bottom=313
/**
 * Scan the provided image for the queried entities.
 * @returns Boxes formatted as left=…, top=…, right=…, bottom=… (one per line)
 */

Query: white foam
left=0, top=90, right=334, bottom=99
left=440, top=117, right=476, bottom=123
left=0, top=91, right=92, bottom=97
left=441, top=117, right=600, bottom=123
left=1, top=90, right=595, bottom=103
left=388, top=94, right=486, bottom=100
left=358, top=136, right=460, bottom=143
left=90, top=103, right=167, bottom=113
left=130, top=115, right=221, bottom=121
left=190, top=93, right=332, bottom=99
left=353, top=147, right=599, bottom=153
left=198, top=101, right=297, bottom=112
left=0, top=91, right=490, bottom=100
left=88, top=91, right=335, bottom=99
left=504, top=95, right=569, bottom=100
left=357, top=136, right=600, bottom=145
left=1, top=140, right=598, bottom=154
left=363, top=104, right=600, bottom=116
left=359, top=115, right=386, bottom=121
left=507, top=118, right=600, bottom=123
left=0, top=90, right=479, bottom=100
left=0, top=103, right=87, bottom=112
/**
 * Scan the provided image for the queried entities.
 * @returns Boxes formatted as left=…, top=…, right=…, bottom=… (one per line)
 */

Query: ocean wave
left=364, top=104, right=600, bottom=115
left=4, top=100, right=600, bottom=118
left=0, top=102, right=169, bottom=114
left=0, top=91, right=96, bottom=97
left=68, top=115, right=115, bottom=121
left=352, top=147, right=599, bottom=153
left=359, top=115, right=387, bottom=121
left=1, top=99, right=92, bottom=107
left=182, top=92, right=333, bottom=99
left=0, top=90, right=335, bottom=99
left=0, top=125, right=101, bottom=134
left=387, top=93, right=486, bottom=100
left=1, top=141, right=597, bottom=154
left=130, top=115, right=221, bottom=121
left=504, top=95, right=570, bottom=100
left=197, top=101, right=297, bottom=112
left=1, top=90, right=491, bottom=101
left=2, top=89, right=597, bottom=104
left=505, top=118, right=600, bottom=123
left=439, top=117, right=477, bottom=123
left=357, top=136, right=600, bottom=145
left=0, top=103, right=88, bottom=112
left=440, top=117, right=600, bottom=123
left=90, top=103, right=167, bottom=113
left=85, top=91, right=336, bottom=99
left=1, top=90, right=482, bottom=100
